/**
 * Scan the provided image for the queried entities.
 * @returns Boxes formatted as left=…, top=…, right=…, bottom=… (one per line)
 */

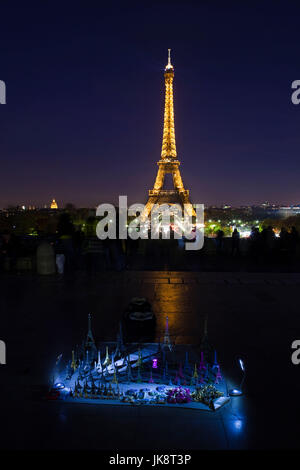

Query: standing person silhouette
left=231, top=228, right=240, bottom=256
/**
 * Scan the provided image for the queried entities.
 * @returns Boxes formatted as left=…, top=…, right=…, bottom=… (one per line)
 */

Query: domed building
left=50, top=199, right=58, bottom=209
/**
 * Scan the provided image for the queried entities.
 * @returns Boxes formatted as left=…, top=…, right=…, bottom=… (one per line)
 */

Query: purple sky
left=1, top=1, right=300, bottom=208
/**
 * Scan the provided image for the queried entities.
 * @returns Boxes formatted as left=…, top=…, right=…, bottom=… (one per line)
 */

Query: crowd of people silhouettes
left=1, top=214, right=300, bottom=273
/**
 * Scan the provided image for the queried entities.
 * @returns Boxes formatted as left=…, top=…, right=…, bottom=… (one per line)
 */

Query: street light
left=229, top=358, right=246, bottom=396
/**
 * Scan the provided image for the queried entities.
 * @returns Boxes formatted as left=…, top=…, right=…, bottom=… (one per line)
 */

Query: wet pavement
left=0, top=270, right=300, bottom=450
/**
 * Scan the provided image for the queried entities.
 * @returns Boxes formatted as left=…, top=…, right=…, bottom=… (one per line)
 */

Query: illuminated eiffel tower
left=143, top=50, right=195, bottom=219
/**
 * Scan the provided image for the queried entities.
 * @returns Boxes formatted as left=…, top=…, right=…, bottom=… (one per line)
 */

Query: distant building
left=277, top=206, right=300, bottom=218
left=50, top=199, right=58, bottom=209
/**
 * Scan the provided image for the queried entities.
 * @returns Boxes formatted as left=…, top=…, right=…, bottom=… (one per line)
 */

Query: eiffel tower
left=143, top=50, right=195, bottom=219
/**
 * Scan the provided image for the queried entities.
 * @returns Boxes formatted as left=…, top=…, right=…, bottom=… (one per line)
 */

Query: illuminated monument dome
left=144, top=50, right=195, bottom=218
left=50, top=199, right=58, bottom=209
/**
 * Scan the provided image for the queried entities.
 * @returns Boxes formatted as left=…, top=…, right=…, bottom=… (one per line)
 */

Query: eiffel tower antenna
left=142, top=50, right=195, bottom=220
left=166, top=48, right=172, bottom=69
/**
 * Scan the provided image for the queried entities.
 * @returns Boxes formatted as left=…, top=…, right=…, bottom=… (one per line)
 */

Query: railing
left=149, top=189, right=189, bottom=196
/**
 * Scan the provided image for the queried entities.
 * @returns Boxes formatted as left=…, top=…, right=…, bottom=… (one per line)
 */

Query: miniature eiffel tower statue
left=86, top=313, right=94, bottom=345
left=204, top=364, right=211, bottom=383
left=114, top=321, right=126, bottom=360
left=111, top=354, right=118, bottom=384
left=75, top=344, right=80, bottom=368
left=71, top=350, right=77, bottom=372
left=136, top=348, right=143, bottom=369
left=163, top=316, right=172, bottom=351
left=183, top=351, right=192, bottom=375
left=198, top=351, right=207, bottom=372
left=96, top=350, right=102, bottom=373
left=200, top=315, right=213, bottom=363
left=84, top=350, right=90, bottom=371
left=103, top=346, right=111, bottom=366
left=85, top=313, right=97, bottom=361
left=214, top=365, right=223, bottom=384
left=136, top=349, right=143, bottom=383
left=174, top=373, right=180, bottom=386
left=212, top=350, right=219, bottom=370
left=190, top=363, right=198, bottom=386
left=126, top=353, right=133, bottom=382
left=103, top=346, right=111, bottom=375
left=112, top=368, right=118, bottom=385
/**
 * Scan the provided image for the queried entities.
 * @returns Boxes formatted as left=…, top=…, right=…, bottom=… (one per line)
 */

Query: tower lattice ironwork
left=144, top=50, right=195, bottom=218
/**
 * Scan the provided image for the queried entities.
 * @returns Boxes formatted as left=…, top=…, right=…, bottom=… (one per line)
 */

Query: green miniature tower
left=136, top=349, right=143, bottom=383
left=190, top=363, right=198, bottom=386
left=136, top=348, right=143, bottom=369
left=71, top=350, right=77, bottom=372
left=112, top=368, right=118, bottom=385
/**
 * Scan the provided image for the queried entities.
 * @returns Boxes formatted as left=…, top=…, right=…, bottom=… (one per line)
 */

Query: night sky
left=1, top=1, right=300, bottom=208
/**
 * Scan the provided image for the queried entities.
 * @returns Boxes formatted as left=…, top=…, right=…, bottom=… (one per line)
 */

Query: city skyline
left=1, top=2, right=300, bottom=207
left=2, top=199, right=300, bottom=211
